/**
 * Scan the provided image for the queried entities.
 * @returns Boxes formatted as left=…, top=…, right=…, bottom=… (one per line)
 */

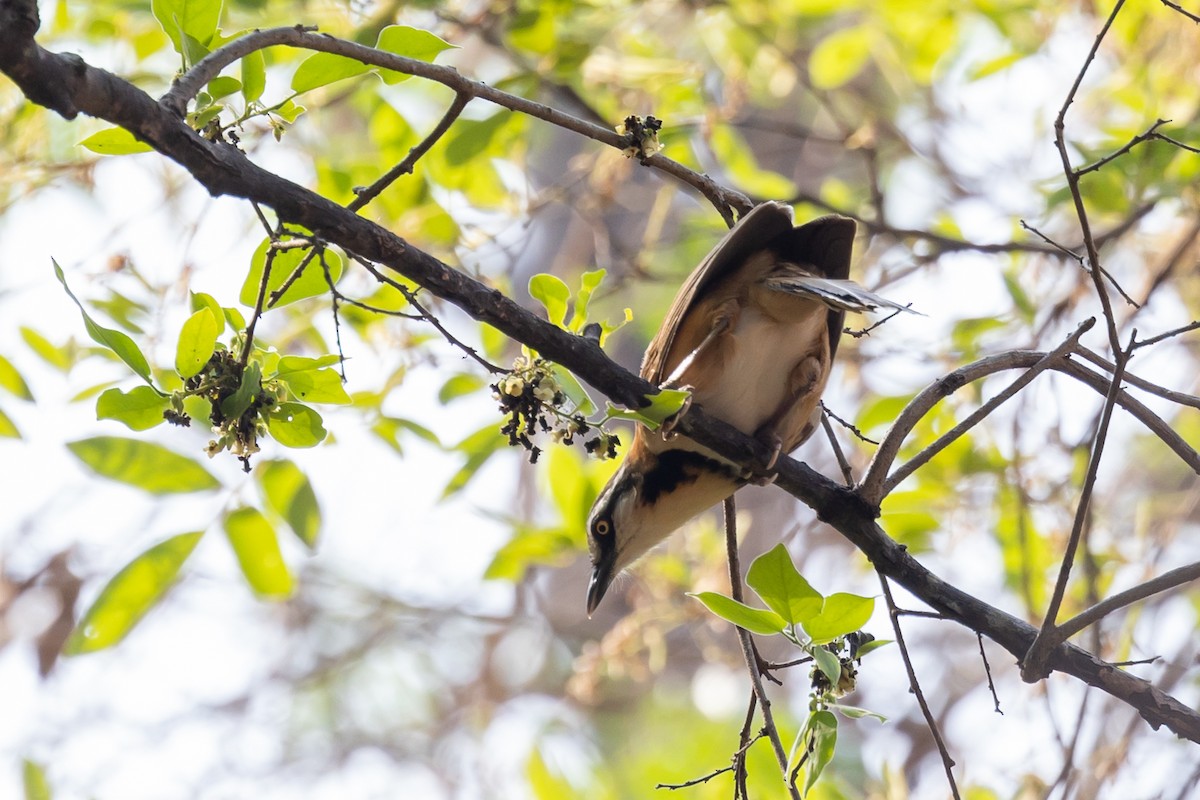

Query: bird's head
left=585, top=444, right=743, bottom=615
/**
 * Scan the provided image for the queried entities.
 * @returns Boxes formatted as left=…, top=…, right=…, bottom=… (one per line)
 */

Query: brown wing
left=766, top=214, right=856, bottom=360
left=641, top=202, right=795, bottom=384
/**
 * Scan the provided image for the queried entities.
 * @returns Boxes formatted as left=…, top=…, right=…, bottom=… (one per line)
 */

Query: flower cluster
left=492, top=355, right=620, bottom=464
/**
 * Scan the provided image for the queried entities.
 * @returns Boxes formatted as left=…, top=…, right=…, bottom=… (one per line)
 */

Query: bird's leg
left=659, top=300, right=739, bottom=440
left=743, top=355, right=824, bottom=484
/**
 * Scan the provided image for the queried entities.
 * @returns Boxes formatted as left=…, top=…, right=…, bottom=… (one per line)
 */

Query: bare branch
left=1053, top=0, right=1129, bottom=351
left=1022, top=330, right=1136, bottom=682
left=158, top=26, right=750, bottom=217
left=879, top=573, right=960, bottom=800
left=860, top=319, right=1094, bottom=506
left=1076, top=346, right=1200, bottom=406
left=723, top=496, right=800, bottom=799
left=1055, top=561, right=1200, bottom=642
left=1160, top=0, right=1200, bottom=24
left=1074, top=118, right=1170, bottom=177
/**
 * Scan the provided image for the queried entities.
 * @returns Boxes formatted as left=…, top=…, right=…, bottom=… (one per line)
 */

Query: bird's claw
left=741, top=435, right=782, bottom=485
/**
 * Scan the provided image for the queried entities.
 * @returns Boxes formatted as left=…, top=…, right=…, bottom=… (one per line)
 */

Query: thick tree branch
left=3, top=9, right=1199, bottom=742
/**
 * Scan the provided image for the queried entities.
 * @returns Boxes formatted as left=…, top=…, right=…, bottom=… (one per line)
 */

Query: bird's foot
left=741, top=434, right=782, bottom=485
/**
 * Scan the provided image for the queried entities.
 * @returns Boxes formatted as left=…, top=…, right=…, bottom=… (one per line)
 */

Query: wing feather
left=641, top=202, right=794, bottom=384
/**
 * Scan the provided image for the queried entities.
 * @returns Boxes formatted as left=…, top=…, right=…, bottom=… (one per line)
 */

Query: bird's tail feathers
left=765, top=273, right=921, bottom=315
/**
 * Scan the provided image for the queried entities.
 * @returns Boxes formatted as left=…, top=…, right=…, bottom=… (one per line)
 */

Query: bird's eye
left=594, top=519, right=611, bottom=536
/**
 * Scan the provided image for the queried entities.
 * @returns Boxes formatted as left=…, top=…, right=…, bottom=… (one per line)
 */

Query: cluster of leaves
left=692, top=544, right=888, bottom=795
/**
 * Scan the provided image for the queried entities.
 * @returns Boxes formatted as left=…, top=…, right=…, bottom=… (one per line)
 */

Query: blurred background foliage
left=2, top=0, right=1199, bottom=797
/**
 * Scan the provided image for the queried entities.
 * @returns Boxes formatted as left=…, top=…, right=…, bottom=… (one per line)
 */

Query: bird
left=585, top=200, right=915, bottom=616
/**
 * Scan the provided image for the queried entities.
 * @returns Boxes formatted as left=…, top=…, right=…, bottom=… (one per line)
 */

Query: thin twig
left=1132, top=320, right=1200, bottom=350
left=1074, top=118, right=1169, bottom=177
left=349, top=91, right=471, bottom=211
left=355, top=256, right=505, bottom=374
left=878, top=572, right=961, bottom=800
left=1054, top=561, right=1200, bottom=642
left=1053, top=0, right=1129, bottom=352
left=657, top=728, right=766, bottom=791
left=819, top=410, right=855, bottom=486
left=976, top=633, right=1003, bottom=715
left=724, top=496, right=801, bottom=800
left=821, top=400, right=878, bottom=445
left=1022, top=330, right=1136, bottom=682
left=860, top=318, right=1094, bottom=505
left=1160, top=0, right=1200, bottom=22
left=843, top=305, right=908, bottom=338
left=734, top=692, right=758, bottom=799
left=241, top=239, right=278, bottom=366
left=1020, top=220, right=1140, bottom=308
left=1076, top=346, right=1200, bottom=407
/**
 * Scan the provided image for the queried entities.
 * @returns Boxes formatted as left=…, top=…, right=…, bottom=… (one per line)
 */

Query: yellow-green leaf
left=67, top=436, right=220, bottom=494
left=53, top=260, right=154, bottom=385
left=258, top=459, right=321, bottom=549
left=224, top=507, right=295, bottom=599
left=809, top=25, right=873, bottom=89
left=23, top=759, right=51, bottom=800
left=0, top=354, right=34, bottom=400
left=239, top=238, right=343, bottom=308
left=64, top=532, right=203, bottom=654
left=78, top=127, right=153, bottom=155
left=175, top=308, right=219, bottom=378
left=0, top=406, right=19, bottom=438
left=266, top=403, right=326, bottom=448
left=96, top=386, right=169, bottom=431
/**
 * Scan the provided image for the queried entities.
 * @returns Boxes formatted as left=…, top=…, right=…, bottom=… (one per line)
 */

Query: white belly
left=698, top=305, right=826, bottom=435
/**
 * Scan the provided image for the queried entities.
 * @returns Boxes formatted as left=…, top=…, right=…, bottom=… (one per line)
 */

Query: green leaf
left=568, top=269, right=606, bottom=332
left=443, top=112, right=512, bottom=166
left=266, top=402, right=326, bottom=448
left=190, top=292, right=227, bottom=336
left=830, top=703, right=887, bottom=722
left=78, top=127, right=153, bottom=155
left=376, top=25, right=458, bottom=82
left=0, top=406, right=19, bottom=439
left=804, top=593, right=875, bottom=645
left=853, top=638, right=892, bottom=658
left=53, top=260, right=154, bottom=386
left=175, top=308, right=219, bottom=378
left=20, top=326, right=71, bottom=371
left=291, top=25, right=455, bottom=93
left=206, top=75, right=241, bottom=99
left=224, top=507, right=295, bottom=599
left=689, top=591, right=788, bottom=635
left=152, top=0, right=221, bottom=57
left=276, top=366, right=349, bottom=405
left=811, top=645, right=842, bottom=685
left=602, top=388, right=691, bottom=432
left=67, top=437, right=220, bottom=494
left=526, top=748, right=574, bottom=800
left=96, top=386, right=169, bottom=431
left=803, top=710, right=838, bottom=795
left=64, top=532, right=203, bottom=654
left=239, top=238, right=343, bottom=308
left=529, top=273, right=570, bottom=327
left=438, top=373, right=485, bottom=404
left=551, top=365, right=596, bottom=415
left=220, top=361, right=262, bottom=419
left=23, top=759, right=51, bottom=800
left=485, top=526, right=575, bottom=581
left=258, top=459, right=321, bottom=549
left=746, top=543, right=823, bottom=625
left=241, top=49, right=265, bottom=102
left=809, top=25, right=873, bottom=89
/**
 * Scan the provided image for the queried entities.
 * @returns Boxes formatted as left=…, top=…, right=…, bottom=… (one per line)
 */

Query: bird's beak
left=586, top=555, right=616, bottom=617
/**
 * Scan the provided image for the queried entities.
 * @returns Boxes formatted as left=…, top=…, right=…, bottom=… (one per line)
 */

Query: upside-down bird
left=585, top=201, right=915, bottom=615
